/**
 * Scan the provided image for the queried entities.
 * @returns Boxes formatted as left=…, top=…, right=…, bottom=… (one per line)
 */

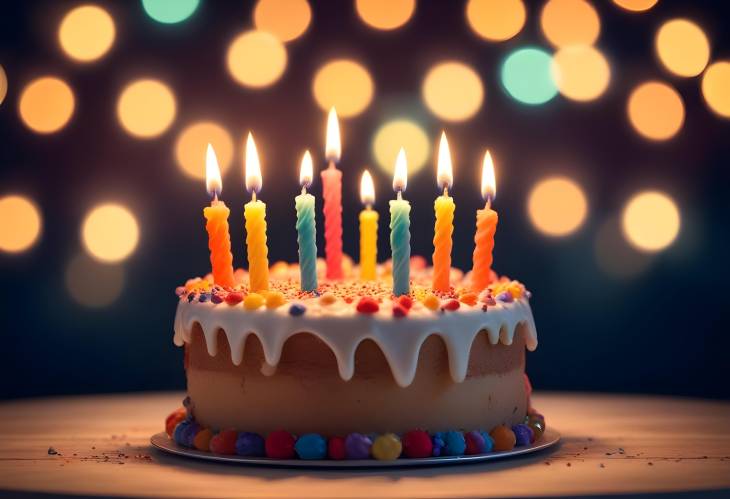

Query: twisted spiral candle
left=471, top=204, right=498, bottom=292
left=244, top=199, right=269, bottom=292
left=295, top=191, right=318, bottom=291
left=432, top=193, right=455, bottom=292
left=390, top=194, right=411, bottom=296
left=321, top=164, right=344, bottom=280
left=203, top=202, right=235, bottom=288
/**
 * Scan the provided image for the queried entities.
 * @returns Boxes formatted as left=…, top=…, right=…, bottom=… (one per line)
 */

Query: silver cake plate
left=150, top=428, right=560, bottom=468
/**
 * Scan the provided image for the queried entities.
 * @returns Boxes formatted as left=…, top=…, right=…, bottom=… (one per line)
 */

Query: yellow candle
left=471, top=151, right=498, bottom=292
left=432, top=132, right=454, bottom=293
left=359, top=170, right=378, bottom=280
left=203, top=144, right=235, bottom=288
left=244, top=133, right=269, bottom=292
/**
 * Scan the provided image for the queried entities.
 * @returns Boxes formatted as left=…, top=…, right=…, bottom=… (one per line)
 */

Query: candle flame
left=245, top=132, right=262, bottom=194
left=299, top=150, right=314, bottom=189
left=393, top=147, right=408, bottom=193
left=481, top=150, right=496, bottom=202
left=325, top=107, right=341, bottom=162
left=360, top=169, right=375, bottom=206
left=205, top=143, right=223, bottom=197
left=437, top=131, right=453, bottom=190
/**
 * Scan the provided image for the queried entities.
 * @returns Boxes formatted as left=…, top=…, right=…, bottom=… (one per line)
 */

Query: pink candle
left=321, top=107, right=344, bottom=280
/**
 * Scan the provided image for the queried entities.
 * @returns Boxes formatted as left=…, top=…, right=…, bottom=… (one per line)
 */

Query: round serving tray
left=150, top=427, right=560, bottom=468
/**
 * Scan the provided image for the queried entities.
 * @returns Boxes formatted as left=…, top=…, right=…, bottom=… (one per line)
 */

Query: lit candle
left=295, top=150, right=318, bottom=292
left=390, top=148, right=411, bottom=296
left=359, top=170, right=378, bottom=281
left=244, top=132, right=270, bottom=293
left=432, top=131, right=455, bottom=292
left=203, top=144, right=235, bottom=288
left=321, top=107, right=344, bottom=280
left=471, top=150, right=498, bottom=292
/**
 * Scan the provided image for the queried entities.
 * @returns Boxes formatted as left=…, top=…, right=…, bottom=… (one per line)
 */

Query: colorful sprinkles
left=176, top=259, right=530, bottom=319
left=165, top=401, right=546, bottom=461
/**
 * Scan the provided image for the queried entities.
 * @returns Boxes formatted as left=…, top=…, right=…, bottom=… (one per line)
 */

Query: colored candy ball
left=356, top=297, right=379, bottom=314
left=244, top=292, right=265, bottom=310
left=193, top=428, right=213, bottom=451
left=165, top=407, right=186, bottom=437
left=180, top=422, right=200, bottom=448
left=328, top=436, right=346, bottom=460
left=392, top=303, right=408, bottom=318
left=496, top=291, right=513, bottom=303
left=464, top=430, right=488, bottom=455
left=289, top=303, right=306, bottom=316
left=265, top=290, right=286, bottom=309
left=345, top=433, right=372, bottom=459
left=440, top=430, right=466, bottom=456
left=423, top=294, right=440, bottom=311
left=236, top=432, right=265, bottom=457
left=431, top=433, right=445, bottom=457
left=295, top=433, right=327, bottom=460
left=225, top=291, right=244, bottom=305
left=512, top=424, right=534, bottom=447
left=443, top=299, right=460, bottom=311
left=209, top=430, right=238, bottom=455
left=372, top=433, right=402, bottom=461
left=402, top=430, right=433, bottom=458
left=265, top=430, right=296, bottom=459
left=490, top=425, right=516, bottom=451
left=172, top=420, right=190, bottom=446
left=528, top=419, right=545, bottom=441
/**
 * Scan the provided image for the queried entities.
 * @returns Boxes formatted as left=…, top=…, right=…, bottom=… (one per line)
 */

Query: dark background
left=1, top=0, right=729, bottom=400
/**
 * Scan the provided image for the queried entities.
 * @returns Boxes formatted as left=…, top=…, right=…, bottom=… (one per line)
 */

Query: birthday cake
left=168, top=259, right=543, bottom=459
left=165, top=117, right=544, bottom=460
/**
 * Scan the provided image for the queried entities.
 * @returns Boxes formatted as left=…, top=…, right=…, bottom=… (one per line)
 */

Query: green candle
left=390, top=148, right=411, bottom=296
left=295, top=151, right=318, bottom=291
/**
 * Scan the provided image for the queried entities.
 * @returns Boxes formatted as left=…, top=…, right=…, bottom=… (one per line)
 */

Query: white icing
left=173, top=297, right=537, bottom=388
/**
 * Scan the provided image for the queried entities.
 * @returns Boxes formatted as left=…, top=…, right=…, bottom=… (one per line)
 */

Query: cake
left=167, top=257, right=544, bottom=460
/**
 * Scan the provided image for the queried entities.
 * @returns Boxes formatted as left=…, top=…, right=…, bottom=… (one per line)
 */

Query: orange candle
left=203, top=144, right=235, bottom=288
left=432, top=132, right=454, bottom=292
left=471, top=150, right=498, bottom=292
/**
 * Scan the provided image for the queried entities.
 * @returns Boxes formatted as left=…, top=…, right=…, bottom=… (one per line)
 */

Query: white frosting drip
left=173, top=298, right=537, bottom=388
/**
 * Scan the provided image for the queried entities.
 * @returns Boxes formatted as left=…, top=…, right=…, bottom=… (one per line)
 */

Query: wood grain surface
left=0, top=392, right=728, bottom=498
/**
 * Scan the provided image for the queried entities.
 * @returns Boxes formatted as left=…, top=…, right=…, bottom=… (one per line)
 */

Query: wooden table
left=0, top=392, right=728, bottom=498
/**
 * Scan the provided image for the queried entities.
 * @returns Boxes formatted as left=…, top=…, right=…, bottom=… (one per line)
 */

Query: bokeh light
left=612, top=0, right=658, bottom=12
left=702, top=61, right=730, bottom=119
left=622, top=191, right=680, bottom=252
left=655, top=19, right=710, bottom=78
left=595, top=216, right=652, bottom=279
left=82, top=204, right=139, bottom=263
left=627, top=81, right=684, bottom=141
left=226, top=30, right=287, bottom=88
left=175, top=121, right=234, bottom=180
left=422, top=61, right=484, bottom=121
left=466, top=0, right=526, bottom=42
left=254, top=0, right=311, bottom=42
left=66, top=253, right=125, bottom=308
left=141, top=0, right=200, bottom=24
left=355, top=0, right=415, bottom=30
left=0, top=65, right=6, bottom=105
left=540, top=0, right=600, bottom=48
left=501, top=47, right=557, bottom=105
left=372, top=119, right=430, bottom=175
left=312, top=59, right=374, bottom=117
left=18, top=76, right=75, bottom=133
left=552, top=45, right=610, bottom=102
left=58, top=5, right=115, bottom=62
left=117, top=79, right=176, bottom=138
left=527, top=176, right=588, bottom=237
left=0, top=195, right=42, bottom=253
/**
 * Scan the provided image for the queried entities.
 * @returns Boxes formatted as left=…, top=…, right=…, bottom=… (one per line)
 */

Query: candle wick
left=301, top=186, right=306, bottom=195
left=328, top=160, right=336, bottom=170
left=366, top=203, right=372, bottom=211
left=252, top=191, right=257, bottom=202
left=485, top=197, right=492, bottom=210
left=213, top=193, right=218, bottom=204
left=443, top=186, right=449, bottom=197
left=397, top=190, right=403, bottom=201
